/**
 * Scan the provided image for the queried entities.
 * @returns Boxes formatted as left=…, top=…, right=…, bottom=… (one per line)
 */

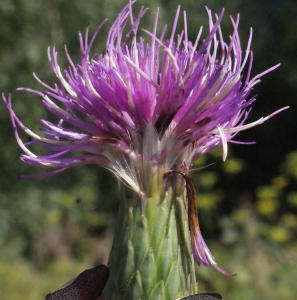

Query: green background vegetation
left=0, top=0, right=297, bottom=299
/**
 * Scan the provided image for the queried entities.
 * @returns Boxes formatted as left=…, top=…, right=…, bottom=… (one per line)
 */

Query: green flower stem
left=102, top=170, right=197, bottom=300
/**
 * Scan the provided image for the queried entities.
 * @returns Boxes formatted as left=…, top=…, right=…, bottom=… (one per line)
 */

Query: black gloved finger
left=45, top=264, right=109, bottom=300
left=179, top=293, right=222, bottom=300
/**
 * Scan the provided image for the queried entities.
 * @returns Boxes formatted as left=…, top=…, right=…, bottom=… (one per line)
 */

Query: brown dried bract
left=163, top=170, right=199, bottom=239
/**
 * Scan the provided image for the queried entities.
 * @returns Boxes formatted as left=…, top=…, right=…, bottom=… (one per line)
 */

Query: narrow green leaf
left=139, top=247, right=157, bottom=298
left=148, top=280, right=166, bottom=300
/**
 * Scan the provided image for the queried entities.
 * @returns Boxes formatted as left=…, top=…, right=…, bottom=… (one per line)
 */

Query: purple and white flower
left=3, top=0, right=288, bottom=274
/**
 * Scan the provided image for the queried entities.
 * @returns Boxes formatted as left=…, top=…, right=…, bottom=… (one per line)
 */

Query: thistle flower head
left=3, top=0, right=287, bottom=276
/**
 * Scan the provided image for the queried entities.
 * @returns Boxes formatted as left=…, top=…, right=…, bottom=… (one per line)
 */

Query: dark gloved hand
left=179, top=293, right=222, bottom=299
left=45, top=265, right=221, bottom=300
left=45, top=264, right=109, bottom=300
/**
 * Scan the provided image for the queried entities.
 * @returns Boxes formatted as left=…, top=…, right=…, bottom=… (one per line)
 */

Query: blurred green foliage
left=1, top=0, right=297, bottom=299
